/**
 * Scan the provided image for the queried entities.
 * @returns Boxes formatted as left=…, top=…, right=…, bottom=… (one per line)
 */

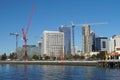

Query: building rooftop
left=44, top=30, right=63, bottom=33
left=112, top=35, right=120, bottom=38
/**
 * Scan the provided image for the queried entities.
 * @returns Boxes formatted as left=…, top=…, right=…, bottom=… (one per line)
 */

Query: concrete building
left=42, top=31, right=64, bottom=58
left=37, top=41, right=42, bottom=48
left=110, top=35, right=120, bottom=53
left=95, top=36, right=108, bottom=52
left=71, top=46, right=78, bottom=55
left=82, top=25, right=91, bottom=53
left=59, top=26, right=71, bottom=55
left=90, top=31, right=96, bottom=52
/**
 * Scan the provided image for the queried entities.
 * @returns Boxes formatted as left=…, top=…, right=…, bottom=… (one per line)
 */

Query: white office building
left=42, top=31, right=64, bottom=58
left=110, top=35, right=120, bottom=53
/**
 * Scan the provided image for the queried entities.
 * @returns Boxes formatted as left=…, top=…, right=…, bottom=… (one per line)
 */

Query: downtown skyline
left=0, top=0, right=120, bottom=55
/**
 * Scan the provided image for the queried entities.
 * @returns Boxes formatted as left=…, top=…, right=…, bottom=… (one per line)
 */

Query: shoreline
left=0, top=61, right=97, bottom=66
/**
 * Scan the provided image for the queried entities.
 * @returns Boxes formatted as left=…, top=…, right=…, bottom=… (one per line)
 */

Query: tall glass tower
left=59, top=26, right=71, bottom=55
left=90, top=31, right=96, bottom=52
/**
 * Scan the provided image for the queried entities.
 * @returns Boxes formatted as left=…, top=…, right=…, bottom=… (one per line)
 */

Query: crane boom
left=75, top=22, right=108, bottom=26
left=26, top=3, right=36, bottom=35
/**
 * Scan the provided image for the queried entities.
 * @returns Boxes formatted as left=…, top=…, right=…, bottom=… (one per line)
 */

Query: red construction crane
left=22, top=4, right=36, bottom=60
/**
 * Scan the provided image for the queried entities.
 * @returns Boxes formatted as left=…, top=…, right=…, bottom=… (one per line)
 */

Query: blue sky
left=0, top=0, right=120, bottom=55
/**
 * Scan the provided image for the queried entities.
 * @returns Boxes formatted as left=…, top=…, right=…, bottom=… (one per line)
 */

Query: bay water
left=0, top=64, right=120, bottom=80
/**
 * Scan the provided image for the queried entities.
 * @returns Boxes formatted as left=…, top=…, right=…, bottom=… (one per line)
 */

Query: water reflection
left=42, top=65, right=66, bottom=80
left=0, top=64, right=120, bottom=80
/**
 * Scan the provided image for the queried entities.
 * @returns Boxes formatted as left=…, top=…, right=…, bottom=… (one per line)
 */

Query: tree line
left=0, top=51, right=106, bottom=61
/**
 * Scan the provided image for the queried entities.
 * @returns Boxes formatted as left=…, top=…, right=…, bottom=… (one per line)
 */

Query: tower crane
left=72, top=22, right=108, bottom=27
left=22, top=4, right=36, bottom=60
left=74, top=22, right=108, bottom=54
left=10, top=32, right=19, bottom=56
left=61, top=22, right=108, bottom=54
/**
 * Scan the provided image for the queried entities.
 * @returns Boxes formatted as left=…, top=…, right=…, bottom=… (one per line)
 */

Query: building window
left=102, top=41, right=106, bottom=48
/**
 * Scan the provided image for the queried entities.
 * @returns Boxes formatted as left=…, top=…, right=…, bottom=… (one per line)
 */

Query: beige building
left=42, top=31, right=64, bottom=58
left=82, top=25, right=91, bottom=54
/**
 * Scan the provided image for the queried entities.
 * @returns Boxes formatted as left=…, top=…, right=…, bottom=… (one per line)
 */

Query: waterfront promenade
left=98, top=60, right=120, bottom=68
left=0, top=60, right=97, bottom=66
left=1, top=60, right=120, bottom=68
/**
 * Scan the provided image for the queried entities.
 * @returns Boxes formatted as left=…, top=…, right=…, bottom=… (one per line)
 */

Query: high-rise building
left=82, top=25, right=91, bottom=53
left=59, top=26, right=71, bottom=55
left=95, top=36, right=108, bottom=52
left=90, top=31, right=96, bottom=52
left=42, top=31, right=64, bottom=58
left=110, top=35, right=120, bottom=53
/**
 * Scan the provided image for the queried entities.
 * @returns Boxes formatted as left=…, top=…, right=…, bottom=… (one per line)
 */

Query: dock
left=97, top=60, right=120, bottom=68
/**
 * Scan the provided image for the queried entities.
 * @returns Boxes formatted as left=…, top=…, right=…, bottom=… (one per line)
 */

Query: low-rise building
left=110, top=35, right=120, bottom=54
left=17, top=44, right=41, bottom=60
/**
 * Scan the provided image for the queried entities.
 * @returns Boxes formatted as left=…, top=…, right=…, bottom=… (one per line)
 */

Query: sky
left=0, top=0, right=120, bottom=55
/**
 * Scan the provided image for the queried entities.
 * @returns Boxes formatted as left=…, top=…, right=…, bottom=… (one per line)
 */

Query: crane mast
left=10, top=32, right=19, bottom=55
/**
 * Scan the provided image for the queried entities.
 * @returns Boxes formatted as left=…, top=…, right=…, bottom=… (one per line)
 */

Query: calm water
left=0, top=64, right=120, bottom=80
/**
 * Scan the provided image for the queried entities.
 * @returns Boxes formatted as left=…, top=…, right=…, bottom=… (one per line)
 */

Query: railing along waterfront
left=1, top=60, right=120, bottom=68
left=0, top=60, right=97, bottom=66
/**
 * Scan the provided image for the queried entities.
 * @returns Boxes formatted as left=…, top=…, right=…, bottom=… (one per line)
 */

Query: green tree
left=90, top=54, right=97, bottom=60
left=1, top=53, right=7, bottom=60
left=9, top=52, right=17, bottom=60
left=73, top=55, right=80, bottom=60
left=80, top=55, right=85, bottom=60
left=9, top=53, right=14, bottom=59
left=39, top=55, right=43, bottom=60
left=64, top=54, right=73, bottom=60
left=44, top=56, right=50, bottom=60
left=96, top=51, right=106, bottom=60
left=32, top=54, right=39, bottom=60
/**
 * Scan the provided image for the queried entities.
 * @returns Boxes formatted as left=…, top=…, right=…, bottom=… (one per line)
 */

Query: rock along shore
left=0, top=61, right=97, bottom=66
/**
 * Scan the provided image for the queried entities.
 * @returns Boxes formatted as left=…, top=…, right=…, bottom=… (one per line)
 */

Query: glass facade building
left=17, top=45, right=41, bottom=60
left=95, top=37, right=108, bottom=51
left=90, top=31, right=96, bottom=52
left=59, top=26, right=71, bottom=55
